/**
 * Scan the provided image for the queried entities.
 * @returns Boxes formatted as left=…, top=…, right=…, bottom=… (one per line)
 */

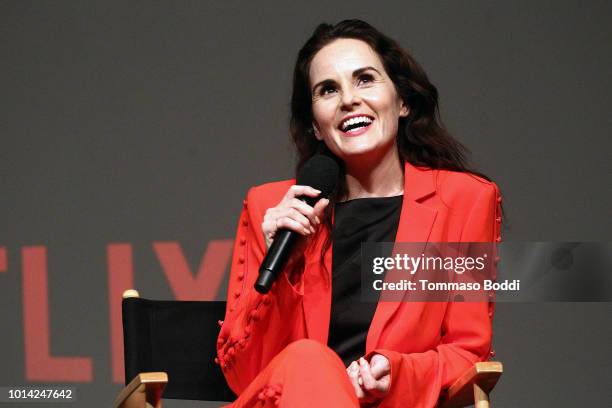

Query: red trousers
left=224, top=339, right=360, bottom=408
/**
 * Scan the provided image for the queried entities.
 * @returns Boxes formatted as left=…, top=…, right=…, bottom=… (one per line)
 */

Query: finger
left=286, top=185, right=321, bottom=200
left=375, top=373, right=391, bottom=394
left=359, top=357, right=390, bottom=398
left=369, top=355, right=390, bottom=379
left=275, top=216, right=312, bottom=236
left=312, top=198, right=330, bottom=221
left=289, top=198, right=319, bottom=226
left=281, top=208, right=315, bottom=233
left=358, top=357, right=380, bottom=393
left=346, top=361, right=365, bottom=399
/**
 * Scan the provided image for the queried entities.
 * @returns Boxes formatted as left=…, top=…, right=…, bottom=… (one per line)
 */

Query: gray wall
left=1, top=1, right=610, bottom=406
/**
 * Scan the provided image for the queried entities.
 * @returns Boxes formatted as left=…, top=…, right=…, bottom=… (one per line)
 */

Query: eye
left=319, top=85, right=337, bottom=96
left=357, top=73, right=374, bottom=85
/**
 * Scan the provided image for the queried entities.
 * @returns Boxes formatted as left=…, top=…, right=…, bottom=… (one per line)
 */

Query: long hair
left=290, top=19, right=494, bottom=281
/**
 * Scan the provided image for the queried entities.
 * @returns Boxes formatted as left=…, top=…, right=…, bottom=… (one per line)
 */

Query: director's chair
left=114, top=290, right=502, bottom=408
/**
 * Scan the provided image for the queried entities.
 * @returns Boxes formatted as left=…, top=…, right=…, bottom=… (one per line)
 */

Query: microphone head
left=296, top=155, right=339, bottom=199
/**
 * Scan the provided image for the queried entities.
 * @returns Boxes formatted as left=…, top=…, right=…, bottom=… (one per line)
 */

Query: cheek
left=364, top=93, right=403, bottom=124
left=363, top=84, right=401, bottom=106
left=312, top=101, right=334, bottom=125
left=312, top=103, right=329, bottom=124
left=312, top=103, right=338, bottom=132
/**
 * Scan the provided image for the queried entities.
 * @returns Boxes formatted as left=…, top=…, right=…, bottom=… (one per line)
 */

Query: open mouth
left=338, top=115, right=374, bottom=136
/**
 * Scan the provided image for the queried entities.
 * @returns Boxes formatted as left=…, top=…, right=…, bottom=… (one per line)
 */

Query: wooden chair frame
left=114, top=290, right=502, bottom=408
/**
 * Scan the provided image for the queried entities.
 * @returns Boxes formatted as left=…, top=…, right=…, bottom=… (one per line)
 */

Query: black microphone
left=255, top=155, right=339, bottom=294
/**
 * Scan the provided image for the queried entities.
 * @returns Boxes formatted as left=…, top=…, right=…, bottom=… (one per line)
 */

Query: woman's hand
left=261, top=185, right=329, bottom=284
left=262, top=185, right=329, bottom=249
left=346, top=355, right=391, bottom=404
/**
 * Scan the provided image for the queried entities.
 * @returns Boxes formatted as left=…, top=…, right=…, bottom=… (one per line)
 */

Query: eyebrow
left=311, top=66, right=383, bottom=93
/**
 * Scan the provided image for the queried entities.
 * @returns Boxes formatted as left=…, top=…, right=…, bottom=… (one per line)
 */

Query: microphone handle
left=255, top=228, right=299, bottom=294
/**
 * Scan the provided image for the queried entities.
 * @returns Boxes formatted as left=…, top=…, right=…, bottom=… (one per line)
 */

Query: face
left=309, top=38, right=409, bottom=163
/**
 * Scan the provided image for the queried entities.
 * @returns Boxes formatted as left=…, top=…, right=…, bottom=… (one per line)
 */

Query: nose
left=340, top=86, right=361, bottom=110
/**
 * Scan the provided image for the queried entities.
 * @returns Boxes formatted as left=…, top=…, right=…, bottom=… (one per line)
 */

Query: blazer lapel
left=366, top=162, right=438, bottom=351
left=302, top=162, right=438, bottom=347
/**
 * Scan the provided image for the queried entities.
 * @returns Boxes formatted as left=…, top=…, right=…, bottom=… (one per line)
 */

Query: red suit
left=216, top=161, right=502, bottom=407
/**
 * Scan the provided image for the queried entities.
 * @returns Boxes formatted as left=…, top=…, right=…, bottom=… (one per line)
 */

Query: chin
left=335, top=145, right=382, bottom=161
left=337, top=138, right=393, bottom=158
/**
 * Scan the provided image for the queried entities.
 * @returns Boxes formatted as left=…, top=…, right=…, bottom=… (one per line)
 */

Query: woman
left=216, top=19, right=502, bottom=408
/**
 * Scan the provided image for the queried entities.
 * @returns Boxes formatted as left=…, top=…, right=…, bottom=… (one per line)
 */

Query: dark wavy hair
left=289, top=19, right=494, bottom=280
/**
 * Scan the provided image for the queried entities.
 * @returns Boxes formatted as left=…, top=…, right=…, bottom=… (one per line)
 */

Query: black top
left=327, top=195, right=403, bottom=367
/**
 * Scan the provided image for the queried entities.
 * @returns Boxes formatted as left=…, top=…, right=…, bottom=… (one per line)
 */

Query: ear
left=399, top=101, right=410, bottom=118
left=312, top=122, right=323, bottom=140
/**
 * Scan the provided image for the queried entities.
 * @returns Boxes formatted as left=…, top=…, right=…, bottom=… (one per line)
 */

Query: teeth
left=341, top=116, right=373, bottom=131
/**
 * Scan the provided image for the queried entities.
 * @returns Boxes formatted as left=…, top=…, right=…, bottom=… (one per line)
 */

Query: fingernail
left=310, top=226, right=316, bottom=234
left=315, top=216, right=320, bottom=224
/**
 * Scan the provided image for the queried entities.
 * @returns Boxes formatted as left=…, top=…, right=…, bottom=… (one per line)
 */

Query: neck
left=341, top=147, right=404, bottom=201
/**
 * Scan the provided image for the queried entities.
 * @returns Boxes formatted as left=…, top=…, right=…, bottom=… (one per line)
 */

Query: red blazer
left=217, top=161, right=502, bottom=407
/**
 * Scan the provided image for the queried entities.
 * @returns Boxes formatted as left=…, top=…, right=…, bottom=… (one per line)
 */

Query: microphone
left=255, top=155, right=339, bottom=294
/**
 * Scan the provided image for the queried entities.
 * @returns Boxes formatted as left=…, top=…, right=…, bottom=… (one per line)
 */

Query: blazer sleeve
left=216, top=186, right=308, bottom=395
left=366, top=182, right=502, bottom=408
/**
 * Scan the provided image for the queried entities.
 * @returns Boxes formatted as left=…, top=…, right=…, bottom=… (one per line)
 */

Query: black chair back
left=122, top=297, right=236, bottom=402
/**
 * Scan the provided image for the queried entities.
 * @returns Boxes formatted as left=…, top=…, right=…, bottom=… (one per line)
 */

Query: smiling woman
left=216, top=19, right=502, bottom=408
left=310, top=39, right=409, bottom=164
left=309, top=38, right=409, bottom=207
